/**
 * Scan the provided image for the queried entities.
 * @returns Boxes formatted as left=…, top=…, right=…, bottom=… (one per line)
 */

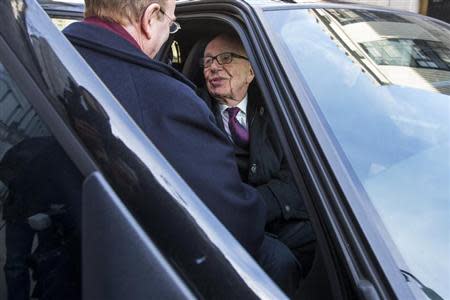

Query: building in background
left=309, top=8, right=450, bottom=95
left=332, top=0, right=450, bottom=23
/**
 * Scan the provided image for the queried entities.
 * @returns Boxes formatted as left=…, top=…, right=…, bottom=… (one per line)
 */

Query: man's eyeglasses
left=200, top=52, right=249, bottom=68
left=160, top=8, right=181, bottom=34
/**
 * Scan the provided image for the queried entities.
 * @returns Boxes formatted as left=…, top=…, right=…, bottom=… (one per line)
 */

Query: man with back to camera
left=63, top=0, right=300, bottom=296
left=199, top=33, right=316, bottom=274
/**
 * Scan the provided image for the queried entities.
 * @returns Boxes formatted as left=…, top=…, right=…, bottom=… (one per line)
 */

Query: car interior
left=161, top=17, right=337, bottom=299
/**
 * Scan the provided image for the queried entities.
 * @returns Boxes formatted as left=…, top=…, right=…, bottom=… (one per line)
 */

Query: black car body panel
left=82, top=172, right=194, bottom=300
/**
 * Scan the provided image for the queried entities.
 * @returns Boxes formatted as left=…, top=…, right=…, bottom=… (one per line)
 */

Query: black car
left=0, top=0, right=449, bottom=299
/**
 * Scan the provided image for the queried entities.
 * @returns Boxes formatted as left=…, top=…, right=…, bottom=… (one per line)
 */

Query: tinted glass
left=265, top=8, right=450, bottom=299
left=0, top=62, right=83, bottom=299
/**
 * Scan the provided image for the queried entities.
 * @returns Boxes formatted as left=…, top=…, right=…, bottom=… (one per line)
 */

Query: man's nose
left=210, top=58, right=222, bottom=70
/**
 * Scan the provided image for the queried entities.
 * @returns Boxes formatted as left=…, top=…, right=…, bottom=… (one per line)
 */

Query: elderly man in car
left=199, top=33, right=316, bottom=277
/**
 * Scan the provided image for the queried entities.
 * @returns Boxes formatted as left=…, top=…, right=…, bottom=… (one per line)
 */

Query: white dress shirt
left=218, top=96, right=248, bottom=142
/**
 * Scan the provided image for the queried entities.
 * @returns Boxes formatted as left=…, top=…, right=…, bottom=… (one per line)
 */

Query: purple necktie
left=226, top=107, right=249, bottom=148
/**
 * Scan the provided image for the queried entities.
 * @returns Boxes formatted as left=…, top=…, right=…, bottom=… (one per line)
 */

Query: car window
left=0, top=61, right=83, bottom=299
left=264, top=8, right=450, bottom=299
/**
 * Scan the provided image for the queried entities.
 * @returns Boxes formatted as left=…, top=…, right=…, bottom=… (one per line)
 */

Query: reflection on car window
left=265, top=8, right=450, bottom=299
left=171, top=40, right=182, bottom=64
left=360, top=39, right=450, bottom=71
left=51, top=18, right=77, bottom=30
left=0, top=62, right=83, bottom=299
left=328, top=9, right=412, bottom=25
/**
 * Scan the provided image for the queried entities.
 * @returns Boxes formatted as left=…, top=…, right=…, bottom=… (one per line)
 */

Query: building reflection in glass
left=313, top=9, right=450, bottom=95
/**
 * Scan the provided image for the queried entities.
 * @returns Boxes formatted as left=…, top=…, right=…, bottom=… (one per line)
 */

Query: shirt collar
left=219, top=95, right=248, bottom=116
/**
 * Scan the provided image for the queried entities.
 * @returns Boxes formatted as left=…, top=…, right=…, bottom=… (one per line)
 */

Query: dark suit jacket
left=63, top=22, right=265, bottom=256
left=200, top=89, right=309, bottom=225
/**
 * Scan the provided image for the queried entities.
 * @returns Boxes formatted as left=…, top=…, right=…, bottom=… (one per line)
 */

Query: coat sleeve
left=250, top=116, right=309, bottom=223
left=140, top=79, right=266, bottom=256
left=256, top=157, right=309, bottom=223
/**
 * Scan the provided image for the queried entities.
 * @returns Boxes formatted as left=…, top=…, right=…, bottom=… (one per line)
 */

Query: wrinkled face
left=203, top=36, right=254, bottom=106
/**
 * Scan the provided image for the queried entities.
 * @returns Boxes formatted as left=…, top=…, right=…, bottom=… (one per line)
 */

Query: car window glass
left=171, top=40, right=182, bottom=65
left=265, top=8, right=450, bottom=299
left=0, top=61, right=83, bottom=299
left=51, top=18, right=77, bottom=30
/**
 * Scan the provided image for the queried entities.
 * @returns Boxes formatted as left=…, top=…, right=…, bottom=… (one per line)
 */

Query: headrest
left=182, top=39, right=209, bottom=87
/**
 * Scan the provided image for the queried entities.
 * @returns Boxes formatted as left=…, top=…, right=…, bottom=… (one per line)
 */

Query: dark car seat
left=182, top=38, right=209, bottom=88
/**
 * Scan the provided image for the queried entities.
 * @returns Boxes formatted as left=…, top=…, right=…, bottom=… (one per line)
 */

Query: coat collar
left=63, top=22, right=196, bottom=90
left=246, top=93, right=258, bottom=126
left=83, top=17, right=141, bottom=50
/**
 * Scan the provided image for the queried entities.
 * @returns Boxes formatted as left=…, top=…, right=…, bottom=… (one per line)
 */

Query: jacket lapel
left=248, top=100, right=269, bottom=156
left=212, top=102, right=227, bottom=133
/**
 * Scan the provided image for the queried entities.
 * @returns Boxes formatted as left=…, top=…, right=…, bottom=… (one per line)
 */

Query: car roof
left=36, top=0, right=434, bottom=22
left=37, top=0, right=84, bottom=13
left=35, top=0, right=412, bottom=13
left=174, top=0, right=440, bottom=21
left=176, top=0, right=325, bottom=8
left=174, top=0, right=398, bottom=11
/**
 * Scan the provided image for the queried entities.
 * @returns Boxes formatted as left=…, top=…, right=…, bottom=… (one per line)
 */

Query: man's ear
left=247, top=66, right=255, bottom=84
left=141, top=3, right=160, bottom=39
